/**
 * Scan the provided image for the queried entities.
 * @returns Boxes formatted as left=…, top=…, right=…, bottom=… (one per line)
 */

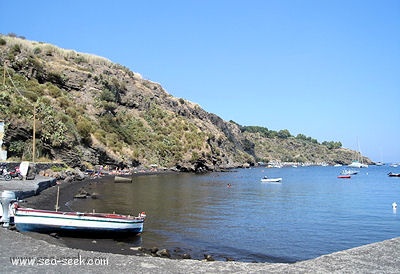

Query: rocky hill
left=0, top=35, right=372, bottom=172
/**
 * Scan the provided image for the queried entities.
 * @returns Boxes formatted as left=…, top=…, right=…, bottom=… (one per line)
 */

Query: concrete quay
left=0, top=176, right=57, bottom=200
left=0, top=228, right=399, bottom=273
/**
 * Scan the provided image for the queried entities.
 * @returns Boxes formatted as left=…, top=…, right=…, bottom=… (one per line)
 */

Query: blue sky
left=1, top=0, right=399, bottom=163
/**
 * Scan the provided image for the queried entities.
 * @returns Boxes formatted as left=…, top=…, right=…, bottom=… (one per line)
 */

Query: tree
left=277, top=129, right=291, bottom=139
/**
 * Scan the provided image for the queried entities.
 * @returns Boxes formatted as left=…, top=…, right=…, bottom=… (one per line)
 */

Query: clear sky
left=1, top=0, right=399, bottom=163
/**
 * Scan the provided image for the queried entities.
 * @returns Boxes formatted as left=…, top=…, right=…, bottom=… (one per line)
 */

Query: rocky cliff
left=0, top=35, right=372, bottom=171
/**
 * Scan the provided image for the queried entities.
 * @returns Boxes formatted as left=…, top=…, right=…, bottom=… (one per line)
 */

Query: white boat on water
left=12, top=203, right=146, bottom=235
left=261, top=176, right=282, bottom=183
left=341, top=169, right=359, bottom=175
left=348, top=139, right=368, bottom=168
left=348, top=160, right=368, bottom=168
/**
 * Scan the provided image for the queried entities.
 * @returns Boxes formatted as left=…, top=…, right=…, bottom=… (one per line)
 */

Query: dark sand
left=24, top=171, right=170, bottom=210
left=19, top=177, right=109, bottom=251
left=21, top=172, right=170, bottom=256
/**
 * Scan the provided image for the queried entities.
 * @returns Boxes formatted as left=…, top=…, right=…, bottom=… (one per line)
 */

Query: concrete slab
left=0, top=176, right=57, bottom=200
left=0, top=227, right=399, bottom=273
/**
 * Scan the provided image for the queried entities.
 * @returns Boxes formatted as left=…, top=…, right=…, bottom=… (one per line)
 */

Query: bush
left=277, top=129, right=291, bottom=139
left=47, top=72, right=65, bottom=87
left=76, top=117, right=93, bottom=140
left=8, top=140, right=26, bottom=157
left=75, top=55, right=86, bottom=64
left=99, top=88, right=116, bottom=102
left=33, top=47, right=42, bottom=54
left=11, top=44, right=21, bottom=54
left=322, top=141, right=342, bottom=149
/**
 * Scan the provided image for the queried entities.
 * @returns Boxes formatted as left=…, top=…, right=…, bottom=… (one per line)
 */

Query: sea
left=66, top=165, right=400, bottom=263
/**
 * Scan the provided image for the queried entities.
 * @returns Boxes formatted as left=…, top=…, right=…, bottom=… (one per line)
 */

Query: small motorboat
left=338, top=175, right=351, bottom=179
left=261, top=176, right=282, bottom=183
left=341, top=169, right=358, bottom=175
left=388, top=172, right=400, bottom=177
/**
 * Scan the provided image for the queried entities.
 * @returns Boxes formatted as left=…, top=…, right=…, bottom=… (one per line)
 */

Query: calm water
left=69, top=165, right=400, bottom=262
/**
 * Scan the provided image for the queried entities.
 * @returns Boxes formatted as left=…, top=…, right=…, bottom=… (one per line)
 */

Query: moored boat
left=338, top=175, right=351, bottom=179
left=12, top=203, right=146, bottom=236
left=341, top=169, right=358, bottom=175
left=114, top=176, right=133, bottom=183
left=348, top=160, right=368, bottom=168
left=348, top=139, right=368, bottom=168
left=388, top=172, right=400, bottom=177
left=261, top=177, right=282, bottom=183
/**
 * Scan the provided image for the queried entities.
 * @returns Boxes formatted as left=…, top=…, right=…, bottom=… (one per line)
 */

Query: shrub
left=76, top=117, right=93, bottom=140
left=99, top=88, right=116, bottom=102
left=277, top=129, right=291, bottom=139
left=47, top=72, right=65, bottom=87
left=11, top=44, right=21, bottom=54
left=75, top=55, right=86, bottom=64
left=33, top=47, right=42, bottom=54
left=8, top=140, right=26, bottom=157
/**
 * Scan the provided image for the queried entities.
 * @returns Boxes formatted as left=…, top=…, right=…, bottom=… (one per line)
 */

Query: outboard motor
left=0, top=191, right=16, bottom=227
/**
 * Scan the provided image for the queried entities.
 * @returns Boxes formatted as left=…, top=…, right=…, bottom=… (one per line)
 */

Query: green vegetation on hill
left=238, top=125, right=342, bottom=149
left=0, top=34, right=371, bottom=170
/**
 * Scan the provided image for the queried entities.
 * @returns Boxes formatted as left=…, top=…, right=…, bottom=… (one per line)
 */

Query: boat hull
left=341, top=169, right=358, bottom=175
left=348, top=161, right=368, bottom=168
left=15, top=223, right=143, bottom=235
left=261, top=178, right=282, bottom=183
left=13, top=208, right=145, bottom=236
left=114, top=176, right=133, bottom=183
left=338, top=175, right=351, bottom=179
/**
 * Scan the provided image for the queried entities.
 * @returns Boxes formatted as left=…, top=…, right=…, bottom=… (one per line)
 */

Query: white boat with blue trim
left=12, top=203, right=146, bottom=236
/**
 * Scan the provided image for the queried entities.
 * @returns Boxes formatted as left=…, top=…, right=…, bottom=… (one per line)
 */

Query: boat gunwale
left=260, top=178, right=283, bottom=183
left=14, top=207, right=145, bottom=223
